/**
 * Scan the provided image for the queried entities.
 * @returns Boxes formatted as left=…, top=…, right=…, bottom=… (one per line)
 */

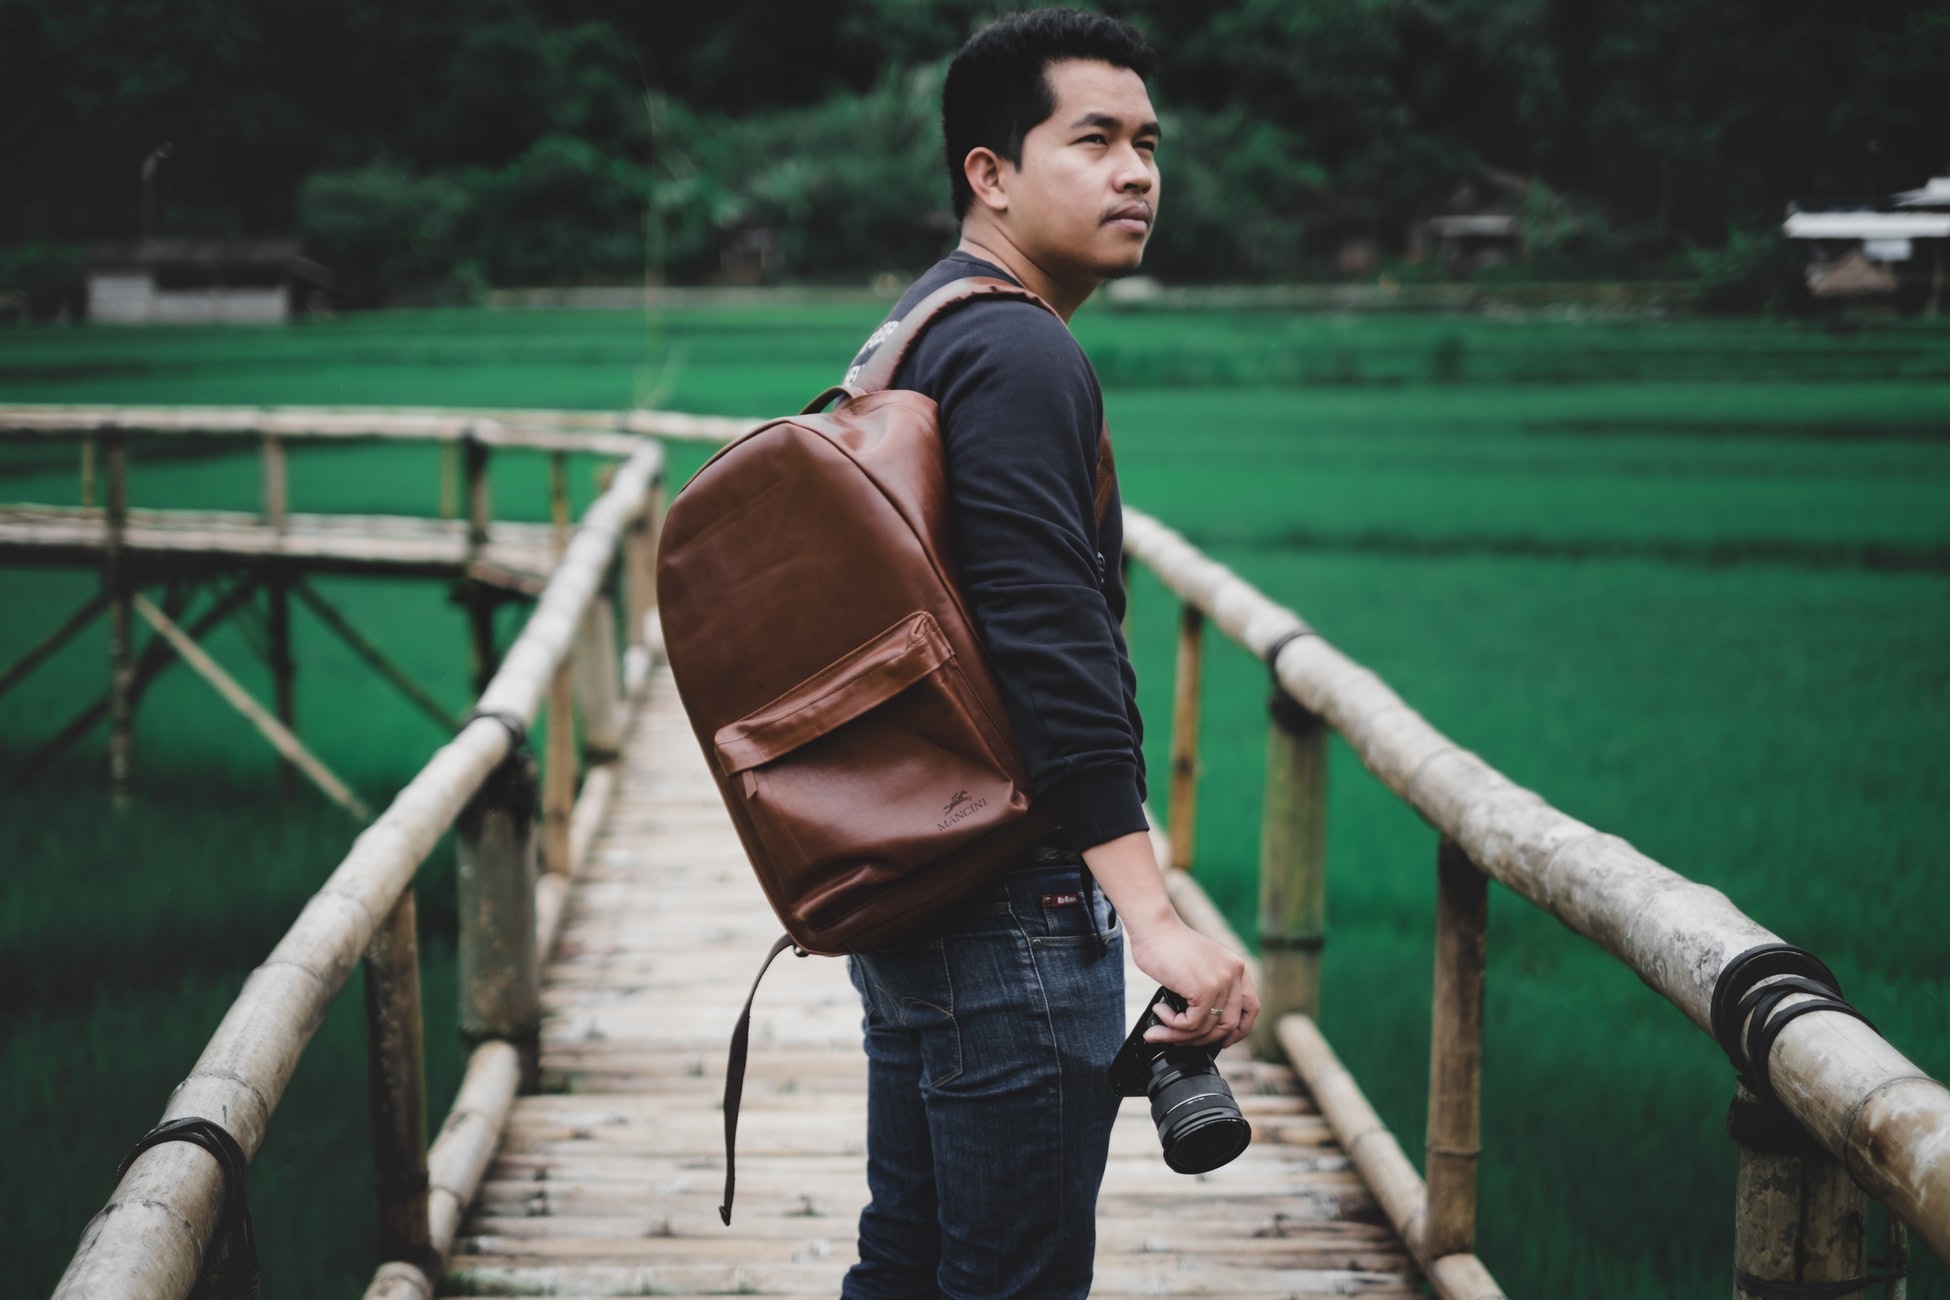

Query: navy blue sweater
left=847, top=252, right=1148, bottom=851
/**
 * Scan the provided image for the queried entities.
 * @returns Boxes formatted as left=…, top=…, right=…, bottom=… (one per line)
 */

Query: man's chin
left=1099, top=247, right=1150, bottom=280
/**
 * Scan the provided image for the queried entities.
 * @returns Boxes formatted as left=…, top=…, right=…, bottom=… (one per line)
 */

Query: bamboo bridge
left=7, top=405, right=1946, bottom=1300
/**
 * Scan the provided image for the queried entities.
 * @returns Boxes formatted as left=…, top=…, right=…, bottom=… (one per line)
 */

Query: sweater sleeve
left=907, top=301, right=1149, bottom=852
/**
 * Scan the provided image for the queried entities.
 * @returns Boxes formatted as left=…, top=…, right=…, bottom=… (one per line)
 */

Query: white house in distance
left=1783, top=178, right=1950, bottom=312
left=85, top=238, right=332, bottom=324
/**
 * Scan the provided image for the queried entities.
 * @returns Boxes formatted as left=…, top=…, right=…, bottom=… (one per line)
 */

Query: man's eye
left=1079, top=133, right=1108, bottom=145
left=1136, top=140, right=1158, bottom=153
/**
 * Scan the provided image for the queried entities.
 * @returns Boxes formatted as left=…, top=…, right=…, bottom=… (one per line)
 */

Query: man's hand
left=1081, top=830, right=1260, bottom=1050
left=1128, top=922, right=1257, bottom=1050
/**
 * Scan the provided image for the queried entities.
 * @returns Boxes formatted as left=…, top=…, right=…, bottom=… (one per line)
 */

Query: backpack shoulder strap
left=847, top=275, right=1051, bottom=396
left=805, top=275, right=1119, bottom=527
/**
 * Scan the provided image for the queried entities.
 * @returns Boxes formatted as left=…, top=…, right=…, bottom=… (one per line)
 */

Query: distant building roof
left=1783, top=212, right=1950, bottom=240
left=1892, top=178, right=1950, bottom=209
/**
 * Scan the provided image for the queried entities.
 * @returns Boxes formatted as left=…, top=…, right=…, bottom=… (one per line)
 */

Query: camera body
left=1107, top=986, right=1252, bottom=1174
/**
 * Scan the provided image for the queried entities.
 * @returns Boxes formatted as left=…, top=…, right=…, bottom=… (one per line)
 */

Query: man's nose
left=1116, top=150, right=1153, bottom=191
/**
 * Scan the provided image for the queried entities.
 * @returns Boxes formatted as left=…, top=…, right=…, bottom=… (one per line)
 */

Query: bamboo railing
left=43, top=424, right=667, bottom=1300
left=0, top=407, right=696, bottom=808
left=1120, top=506, right=1949, bottom=1298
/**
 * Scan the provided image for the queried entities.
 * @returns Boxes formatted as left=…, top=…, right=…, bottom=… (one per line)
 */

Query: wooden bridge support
left=1166, top=602, right=1203, bottom=872
left=1426, top=837, right=1487, bottom=1260
left=1731, top=1081, right=1868, bottom=1299
left=462, top=431, right=499, bottom=694
left=573, top=601, right=624, bottom=762
left=364, top=889, right=433, bottom=1275
left=623, top=476, right=660, bottom=647
left=542, top=665, right=575, bottom=878
left=1252, top=690, right=1328, bottom=1058
left=268, top=578, right=295, bottom=799
left=457, top=746, right=542, bottom=1090
left=103, top=431, right=132, bottom=811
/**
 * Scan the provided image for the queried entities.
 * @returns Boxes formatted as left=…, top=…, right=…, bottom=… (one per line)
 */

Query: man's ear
left=963, top=147, right=1010, bottom=215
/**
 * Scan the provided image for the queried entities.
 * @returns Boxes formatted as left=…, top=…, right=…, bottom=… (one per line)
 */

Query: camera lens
left=1146, top=1050, right=1252, bottom=1174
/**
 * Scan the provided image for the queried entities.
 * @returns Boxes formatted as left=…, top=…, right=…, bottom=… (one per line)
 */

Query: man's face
left=1002, top=58, right=1160, bottom=286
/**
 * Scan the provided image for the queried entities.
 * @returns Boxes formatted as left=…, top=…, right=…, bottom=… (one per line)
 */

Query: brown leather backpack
left=656, top=276, right=1115, bottom=1222
left=657, top=276, right=1114, bottom=957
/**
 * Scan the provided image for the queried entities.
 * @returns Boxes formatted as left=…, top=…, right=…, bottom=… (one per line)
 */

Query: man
left=838, top=11, right=1260, bottom=1299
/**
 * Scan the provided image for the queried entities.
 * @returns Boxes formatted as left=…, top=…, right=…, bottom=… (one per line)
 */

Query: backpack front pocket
left=712, top=610, right=1029, bottom=928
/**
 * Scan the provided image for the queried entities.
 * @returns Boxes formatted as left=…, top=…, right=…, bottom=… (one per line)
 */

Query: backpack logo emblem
left=937, top=788, right=987, bottom=831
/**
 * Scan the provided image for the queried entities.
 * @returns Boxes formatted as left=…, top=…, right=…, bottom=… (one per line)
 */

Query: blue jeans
left=842, top=856, right=1126, bottom=1300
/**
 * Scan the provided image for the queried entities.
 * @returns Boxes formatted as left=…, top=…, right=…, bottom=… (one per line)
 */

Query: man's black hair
left=942, top=8, right=1157, bottom=220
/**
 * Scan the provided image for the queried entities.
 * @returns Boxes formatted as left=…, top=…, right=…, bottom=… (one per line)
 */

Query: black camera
left=1107, top=986, right=1252, bottom=1174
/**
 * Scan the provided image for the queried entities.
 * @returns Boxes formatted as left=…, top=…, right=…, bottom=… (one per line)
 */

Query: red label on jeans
left=1042, top=892, right=1084, bottom=908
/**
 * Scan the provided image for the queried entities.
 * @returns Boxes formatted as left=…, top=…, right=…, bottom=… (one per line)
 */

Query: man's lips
left=1105, top=203, right=1152, bottom=234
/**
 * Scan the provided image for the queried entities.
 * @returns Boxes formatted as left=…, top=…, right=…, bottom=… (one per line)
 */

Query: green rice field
left=4, top=301, right=1948, bottom=1296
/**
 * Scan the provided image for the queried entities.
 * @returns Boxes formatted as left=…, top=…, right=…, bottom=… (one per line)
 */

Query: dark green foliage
left=299, top=166, right=476, bottom=305
left=1685, top=224, right=1809, bottom=314
left=3, top=1, right=1946, bottom=291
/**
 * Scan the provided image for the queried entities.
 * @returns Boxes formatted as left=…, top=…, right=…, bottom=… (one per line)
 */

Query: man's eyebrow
left=1069, top=111, right=1162, bottom=138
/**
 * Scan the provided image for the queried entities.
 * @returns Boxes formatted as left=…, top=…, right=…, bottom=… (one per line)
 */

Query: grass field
left=4, top=300, right=1947, bottom=1297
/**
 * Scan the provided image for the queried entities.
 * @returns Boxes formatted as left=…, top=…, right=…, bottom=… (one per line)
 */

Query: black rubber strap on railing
left=1733, top=1269, right=1906, bottom=1298
left=114, top=1117, right=260, bottom=1300
left=720, top=933, right=801, bottom=1225
left=1710, top=943, right=1876, bottom=1107
left=462, top=707, right=528, bottom=757
left=1262, top=626, right=1315, bottom=675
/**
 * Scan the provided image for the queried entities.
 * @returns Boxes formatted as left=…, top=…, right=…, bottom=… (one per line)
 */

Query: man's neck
left=955, top=230, right=1093, bottom=323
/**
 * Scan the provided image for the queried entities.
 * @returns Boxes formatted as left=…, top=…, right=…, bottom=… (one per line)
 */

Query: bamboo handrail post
left=542, top=662, right=575, bottom=877
left=268, top=577, right=296, bottom=799
left=1426, top=836, right=1487, bottom=1260
left=80, top=433, right=96, bottom=507
left=457, top=745, right=542, bottom=1090
left=1731, top=1080, right=1866, bottom=1297
left=364, top=888, right=434, bottom=1275
left=548, top=449, right=570, bottom=554
left=463, top=584, right=498, bottom=698
left=462, top=429, right=498, bottom=694
left=571, top=601, right=624, bottom=762
left=1251, top=689, right=1329, bottom=1058
left=1166, top=601, right=1204, bottom=872
left=103, top=429, right=132, bottom=811
left=1887, top=1213, right=1909, bottom=1300
left=463, top=426, right=491, bottom=551
left=621, top=472, right=659, bottom=649
left=261, top=433, right=288, bottom=532
left=438, top=440, right=459, bottom=520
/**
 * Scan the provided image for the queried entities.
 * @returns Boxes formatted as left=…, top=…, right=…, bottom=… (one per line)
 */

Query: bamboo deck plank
left=437, top=668, right=1422, bottom=1297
